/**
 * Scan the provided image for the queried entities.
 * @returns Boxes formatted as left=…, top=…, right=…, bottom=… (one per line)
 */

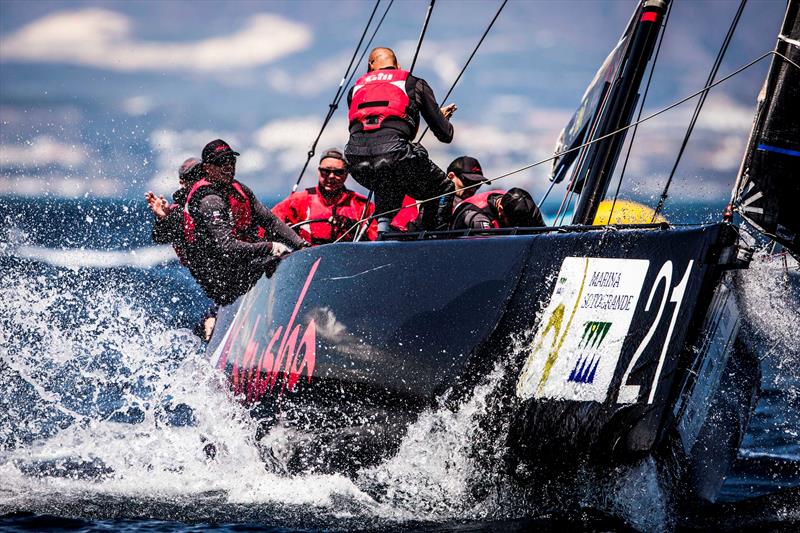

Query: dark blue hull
left=207, top=222, right=759, bottom=501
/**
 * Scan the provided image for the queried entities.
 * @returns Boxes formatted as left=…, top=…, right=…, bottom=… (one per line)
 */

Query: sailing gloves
left=269, top=242, right=294, bottom=257
left=330, top=214, right=361, bottom=234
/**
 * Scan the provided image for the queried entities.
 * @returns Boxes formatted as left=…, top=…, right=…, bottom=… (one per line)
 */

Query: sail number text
left=617, top=260, right=694, bottom=404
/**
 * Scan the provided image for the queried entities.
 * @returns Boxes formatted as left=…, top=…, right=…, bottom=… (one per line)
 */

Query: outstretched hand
left=440, top=103, right=457, bottom=120
left=145, top=191, right=170, bottom=219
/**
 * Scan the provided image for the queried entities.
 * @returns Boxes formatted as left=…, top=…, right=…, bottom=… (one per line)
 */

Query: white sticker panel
left=516, top=257, right=649, bottom=402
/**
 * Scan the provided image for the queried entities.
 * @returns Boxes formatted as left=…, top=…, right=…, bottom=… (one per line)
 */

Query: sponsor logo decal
left=517, top=257, right=649, bottom=402
left=364, top=72, right=395, bottom=82
left=567, top=321, right=612, bottom=384
left=219, top=258, right=321, bottom=401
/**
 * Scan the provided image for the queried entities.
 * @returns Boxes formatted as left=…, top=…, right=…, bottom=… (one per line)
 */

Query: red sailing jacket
left=452, top=190, right=507, bottom=229
left=272, top=186, right=377, bottom=245
left=183, top=179, right=267, bottom=244
left=348, top=69, right=412, bottom=131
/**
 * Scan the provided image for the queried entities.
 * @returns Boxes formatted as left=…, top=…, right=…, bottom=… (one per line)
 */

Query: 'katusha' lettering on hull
left=215, top=258, right=321, bottom=402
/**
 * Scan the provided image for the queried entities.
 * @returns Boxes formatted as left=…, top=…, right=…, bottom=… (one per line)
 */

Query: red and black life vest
left=452, top=189, right=507, bottom=229
left=272, top=186, right=376, bottom=245
left=349, top=69, right=413, bottom=131
left=182, top=179, right=266, bottom=244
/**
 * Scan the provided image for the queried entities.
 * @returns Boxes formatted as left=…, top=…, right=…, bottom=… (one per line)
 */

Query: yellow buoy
left=593, top=199, right=667, bottom=225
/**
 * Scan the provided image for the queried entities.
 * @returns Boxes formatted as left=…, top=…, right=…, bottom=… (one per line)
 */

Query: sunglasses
left=318, top=167, right=347, bottom=177
left=211, top=155, right=236, bottom=167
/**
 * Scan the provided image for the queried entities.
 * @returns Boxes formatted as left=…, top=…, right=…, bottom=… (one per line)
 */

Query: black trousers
left=345, top=135, right=454, bottom=231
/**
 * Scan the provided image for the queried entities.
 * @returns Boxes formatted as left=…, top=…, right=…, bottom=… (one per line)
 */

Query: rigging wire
left=353, top=190, right=375, bottom=241
left=556, top=185, right=576, bottom=226
left=331, top=49, right=798, bottom=243
left=290, top=0, right=382, bottom=193
left=607, top=0, right=673, bottom=224
left=341, top=1, right=396, bottom=100
left=352, top=0, right=432, bottom=240
left=417, top=0, right=509, bottom=143
left=651, top=0, right=748, bottom=221
left=537, top=179, right=557, bottom=208
left=410, top=0, right=437, bottom=73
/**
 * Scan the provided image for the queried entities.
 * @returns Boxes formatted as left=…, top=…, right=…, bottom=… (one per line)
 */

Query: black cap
left=500, top=188, right=544, bottom=227
left=202, top=139, right=240, bottom=163
left=319, top=147, right=346, bottom=164
left=447, top=156, right=487, bottom=185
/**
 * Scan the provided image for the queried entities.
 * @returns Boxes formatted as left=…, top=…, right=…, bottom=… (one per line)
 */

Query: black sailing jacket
left=152, top=181, right=306, bottom=305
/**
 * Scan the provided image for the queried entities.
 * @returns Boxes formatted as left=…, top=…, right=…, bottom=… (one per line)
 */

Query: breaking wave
left=0, top=259, right=375, bottom=525
left=12, top=244, right=177, bottom=269
left=736, top=252, right=800, bottom=389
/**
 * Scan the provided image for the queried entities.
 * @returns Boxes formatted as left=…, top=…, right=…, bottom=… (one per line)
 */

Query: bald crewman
left=345, top=47, right=458, bottom=233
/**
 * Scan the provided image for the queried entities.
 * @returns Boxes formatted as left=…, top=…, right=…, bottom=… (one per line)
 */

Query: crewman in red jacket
left=146, top=157, right=204, bottom=261
left=272, top=148, right=377, bottom=245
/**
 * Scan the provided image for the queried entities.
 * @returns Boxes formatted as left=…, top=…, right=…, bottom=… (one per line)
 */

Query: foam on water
left=734, top=250, right=800, bottom=473
left=13, top=244, right=177, bottom=269
left=0, top=262, right=371, bottom=512
left=356, top=363, right=513, bottom=521
left=737, top=252, right=800, bottom=390
left=0, top=259, right=567, bottom=527
left=0, top=255, right=512, bottom=525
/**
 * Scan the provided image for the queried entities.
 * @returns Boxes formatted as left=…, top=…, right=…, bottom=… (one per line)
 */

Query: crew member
left=272, top=148, right=377, bottom=244
left=446, top=155, right=489, bottom=204
left=450, top=187, right=545, bottom=230
left=345, top=47, right=457, bottom=233
left=394, top=155, right=489, bottom=231
left=146, top=156, right=204, bottom=256
left=179, top=139, right=308, bottom=306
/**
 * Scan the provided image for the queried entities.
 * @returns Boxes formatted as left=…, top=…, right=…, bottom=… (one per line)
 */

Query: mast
left=570, top=0, right=669, bottom=225
left=731, top=0, right=800, bottom=255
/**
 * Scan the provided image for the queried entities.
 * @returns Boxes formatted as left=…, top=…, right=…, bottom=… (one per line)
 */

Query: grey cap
left=319, top=147, right=347, bottom=164
left=178, top=157, right=202, bottom=180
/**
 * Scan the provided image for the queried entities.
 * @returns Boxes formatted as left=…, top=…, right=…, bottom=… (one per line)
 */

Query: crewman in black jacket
left=149, top=139, right=307, bottom=307
left=345, top=47, right=457, bottom=232
left=450, top=187, right=545, bottom=231
left=147, top=157, right=204, bottom=255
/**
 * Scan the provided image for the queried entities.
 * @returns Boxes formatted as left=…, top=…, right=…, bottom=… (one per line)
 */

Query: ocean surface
left=0, top=196, right=798, bottom=532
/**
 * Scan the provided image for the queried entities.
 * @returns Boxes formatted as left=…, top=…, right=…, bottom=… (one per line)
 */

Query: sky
left=0, top=0, right=788, bottom=213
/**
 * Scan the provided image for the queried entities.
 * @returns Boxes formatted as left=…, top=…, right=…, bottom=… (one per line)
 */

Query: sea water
left=0, top=196, right=798, bottom=532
